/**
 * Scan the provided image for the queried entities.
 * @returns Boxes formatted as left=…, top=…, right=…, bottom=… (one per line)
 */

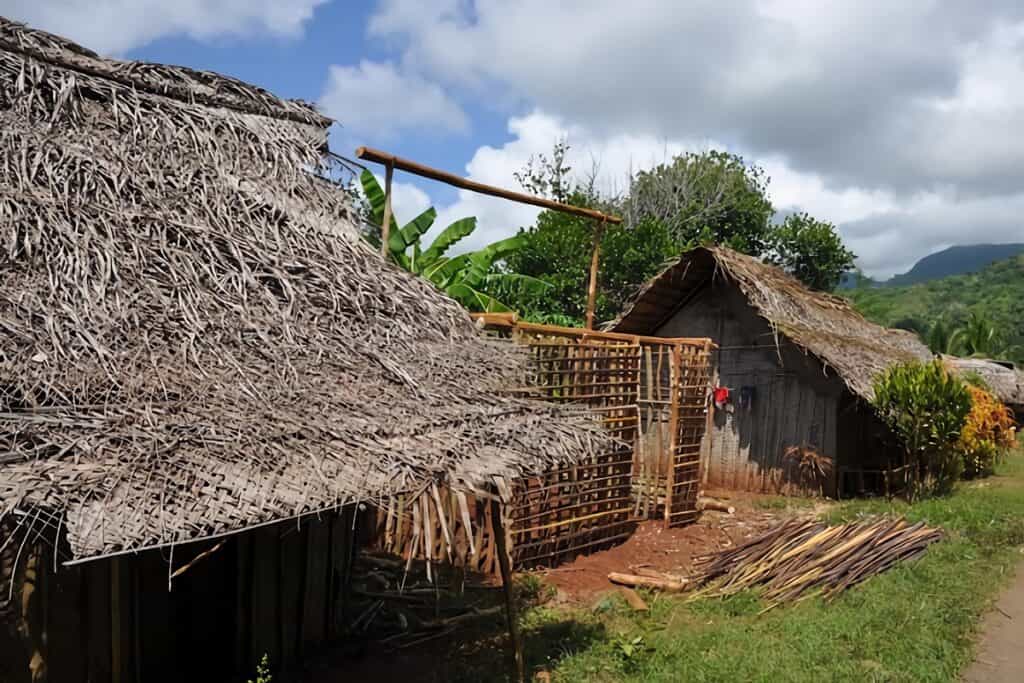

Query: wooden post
left=491, top=499, right=525, bottom=683
left=111, top=557, right=122, bottom=683
left=664, top=345, right=681, bottom=528
left=585, top=219, right=606, bottom=330
left=700, top=340, right=715, bottom=487
left=380, top=161, right=395, bottom=259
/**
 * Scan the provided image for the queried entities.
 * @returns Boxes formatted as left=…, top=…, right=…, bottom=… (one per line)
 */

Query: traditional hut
left=945, top=357, right=1024, bottom=423
left=611, top=246, right=932, bottom=497
left=0, top=17, right=608, bottom=682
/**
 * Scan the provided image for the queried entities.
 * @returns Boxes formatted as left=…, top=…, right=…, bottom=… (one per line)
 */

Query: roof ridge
left=0, top=17, right=331, bottom=127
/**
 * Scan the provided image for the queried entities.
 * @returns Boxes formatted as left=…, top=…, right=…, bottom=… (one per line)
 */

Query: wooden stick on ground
left=697, top=496, right=736, bottom=514
left=492, top=499, right=525, bottom=683
left=609, top=572, right=689, bottom=592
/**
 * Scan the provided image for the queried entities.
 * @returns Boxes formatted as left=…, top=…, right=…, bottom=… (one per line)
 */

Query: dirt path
left=962, top=562, right=1024, bottom=682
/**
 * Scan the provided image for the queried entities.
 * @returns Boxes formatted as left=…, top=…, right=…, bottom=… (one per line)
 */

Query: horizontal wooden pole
left=471, top=313, right=716, bottom=348
left=356, top=146, right=623, bottom=224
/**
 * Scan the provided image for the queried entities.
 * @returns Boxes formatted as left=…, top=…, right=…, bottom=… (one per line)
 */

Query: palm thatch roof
left=944, top=357, right=1024, bottom=411
left=0, top=18, right=607, bottom=563
left=611, top=246, right=932, bottom=400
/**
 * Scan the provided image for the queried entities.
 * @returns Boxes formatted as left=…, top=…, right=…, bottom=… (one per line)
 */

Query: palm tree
left=359, top=171, right=548, bottom=312
left=924, top=316, right=957, bottom=355
left=950, top=312, right=1001, bottom=357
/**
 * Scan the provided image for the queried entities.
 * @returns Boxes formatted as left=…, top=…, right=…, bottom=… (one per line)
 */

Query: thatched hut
left=611, top=246, right=932, bottom=497
left=945, top=357, right=1024, bottom=422
left=0, top=17, right=608, bottom=682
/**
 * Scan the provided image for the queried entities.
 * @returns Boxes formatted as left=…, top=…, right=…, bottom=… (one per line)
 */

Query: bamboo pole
left=380, top=161, right=394, bottom=258
left=356, top=147, right=622, bottom=225
left=491, top=499, right=525, bottom=683
left=585, top=219, right=605, bottom=330
left=664, top=345, right=682, bottom=527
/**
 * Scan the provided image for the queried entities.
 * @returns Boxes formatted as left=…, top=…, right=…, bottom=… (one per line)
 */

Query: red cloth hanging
left=713, top=386, right=730, bottom=410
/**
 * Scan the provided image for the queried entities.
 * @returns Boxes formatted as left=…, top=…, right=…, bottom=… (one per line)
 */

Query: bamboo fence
left=373, top=317, right=714, bottom=571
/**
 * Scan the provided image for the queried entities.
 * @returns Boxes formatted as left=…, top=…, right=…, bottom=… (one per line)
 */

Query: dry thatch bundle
left=612, top=246, right=932, bottom=400
left=0, top=17, right=608, bottom=563
left=690, top=517, right=942, bottom=608
left=944, top=356, right=1023, bottom=414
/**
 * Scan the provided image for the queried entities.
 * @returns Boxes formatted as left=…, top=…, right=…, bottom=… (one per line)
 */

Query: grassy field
left=497, top=449, right=1024, bottom=682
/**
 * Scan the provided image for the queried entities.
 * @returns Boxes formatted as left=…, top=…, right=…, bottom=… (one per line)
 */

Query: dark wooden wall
left=2, top=507, right=358, bottom=683
left=657, top=283, right=845, bottom=496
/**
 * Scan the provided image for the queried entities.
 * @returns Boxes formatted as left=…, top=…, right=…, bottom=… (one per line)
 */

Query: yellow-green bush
left=959, top=384, right=1016, bottom=477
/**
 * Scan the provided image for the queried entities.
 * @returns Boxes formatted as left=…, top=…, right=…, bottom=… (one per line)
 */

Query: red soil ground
left=538, top=501, right=784, bottom=604
left=312, top=494, right=797, bottom=681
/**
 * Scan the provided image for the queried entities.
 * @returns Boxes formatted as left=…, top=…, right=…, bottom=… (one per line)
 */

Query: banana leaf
left=427, top=253, right=471, bottom=288
left=359, top=169, right=399, bottom=236
left=388, top=207, right=437, bottom=260
left=444, top=284, right=513, bottom=313
left=420, top=217, right=477, bottom=268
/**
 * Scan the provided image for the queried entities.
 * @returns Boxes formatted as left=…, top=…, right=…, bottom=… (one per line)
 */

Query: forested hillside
left=844, top=254, right=1024, bottom=363
left=886, top=243, right=1024, bottom=287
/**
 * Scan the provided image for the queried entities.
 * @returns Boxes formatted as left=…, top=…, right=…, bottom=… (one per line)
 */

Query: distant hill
left=838, top=243, right=1024, bottom=290
left=844, top=253, right=1024, bottom=364
left=886, top=243, right=1024, bottom=287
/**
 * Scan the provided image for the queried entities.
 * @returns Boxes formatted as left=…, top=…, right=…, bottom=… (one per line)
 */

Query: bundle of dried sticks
left=688, top=517, right=942, bottom=608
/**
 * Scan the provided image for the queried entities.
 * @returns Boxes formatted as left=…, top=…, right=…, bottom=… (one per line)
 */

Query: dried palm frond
left=784, top=444, right=833, bottom=483
left=0, top=16, right=609, bottom=564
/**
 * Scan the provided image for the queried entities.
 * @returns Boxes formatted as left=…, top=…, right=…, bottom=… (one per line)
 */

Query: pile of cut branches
left=689, top=517, right=942, bottom=608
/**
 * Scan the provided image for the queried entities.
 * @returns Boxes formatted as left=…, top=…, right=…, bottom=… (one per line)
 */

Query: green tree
left=359, top=170, right=547, bottom=312
left=765, top=212, right=856, bottom=291
left=498, top=200, right=677, bottom=325
left=499, top=143, right=858, bottom=325
left=626, top=150, right=774, bottom=254
left=513, top=138, right=575, bottom=203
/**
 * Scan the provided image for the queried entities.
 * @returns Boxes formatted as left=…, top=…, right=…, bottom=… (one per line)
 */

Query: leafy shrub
left=958, top=385, right=1016, bottom=477
left=872, top=360, right=972, bottom=497
left=247, top=655, right=272, bottom=683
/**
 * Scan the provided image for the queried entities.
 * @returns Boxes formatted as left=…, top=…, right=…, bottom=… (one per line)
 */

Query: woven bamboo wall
left=665, top=341, right=714, bottom=527
left=509, top=334, right=640, bottom=568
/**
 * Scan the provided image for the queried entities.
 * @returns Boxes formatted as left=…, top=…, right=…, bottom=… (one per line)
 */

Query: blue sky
left=126, top=1, right=501, bottom=208
left=5, top=1, right=1024, bottom=277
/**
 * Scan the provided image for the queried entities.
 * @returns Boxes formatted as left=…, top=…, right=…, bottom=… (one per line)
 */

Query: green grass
left=513, top=452, right=1024, bottom=682
left=752, top=495, right=820, bottom=511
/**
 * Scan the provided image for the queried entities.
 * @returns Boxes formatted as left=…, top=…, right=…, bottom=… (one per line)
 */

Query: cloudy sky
left=4, top=1, right=1024, bottom=277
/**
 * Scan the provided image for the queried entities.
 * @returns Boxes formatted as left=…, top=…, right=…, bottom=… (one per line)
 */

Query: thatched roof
left=611, top=246, right=932, bottom=400
left=0, top=18, right=606, bottom=562
left=944, top=357, right=1024, bottom=410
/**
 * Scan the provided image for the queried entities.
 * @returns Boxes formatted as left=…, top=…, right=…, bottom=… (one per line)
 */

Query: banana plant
left=360, top=170, right=549, bottom=312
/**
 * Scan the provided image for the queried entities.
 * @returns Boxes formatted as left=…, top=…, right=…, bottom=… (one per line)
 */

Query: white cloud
left=427, top=110, right=708, bottom=253
left=1, top=0, right=326, bottom=55
left=320, top=60, right=469, bottom=142
left=368, top=0, right=1024, bottom=274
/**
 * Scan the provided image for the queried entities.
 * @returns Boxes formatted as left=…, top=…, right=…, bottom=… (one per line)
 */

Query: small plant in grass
left=247, top=654, right=272, bottom=683
left=958, top=384, right=1016, bottom=478
left=516, top=573, right=555, bottom=604
left=611, top=633, right=652, bottom=672
left=872, top=359, right=971, bottom=498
